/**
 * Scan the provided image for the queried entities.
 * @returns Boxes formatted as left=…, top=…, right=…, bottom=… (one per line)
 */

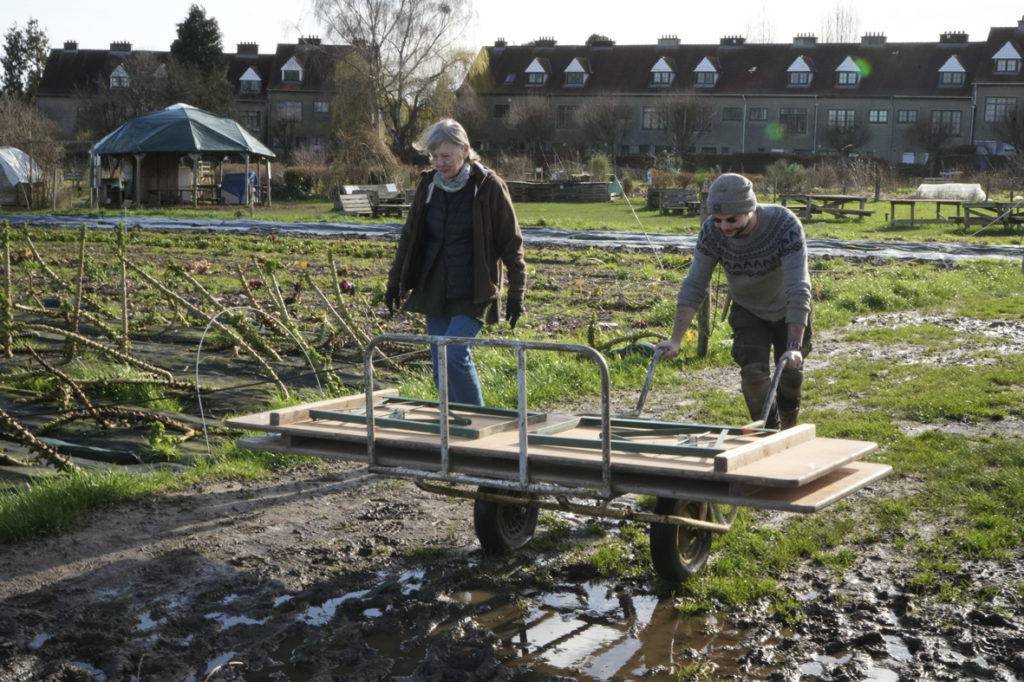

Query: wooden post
left=246, top=154, right=254, bottom=218
left=266, top=159, right=272, bottom=207
left=697, top=177, right=711, bottom=358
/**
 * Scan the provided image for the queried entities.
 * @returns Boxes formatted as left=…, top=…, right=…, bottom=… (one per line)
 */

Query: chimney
left=63, top=40, right=78, bottom=51
left=861, top=32, right=886, bottom=46
left=533, top=37, right=557, bottom=48
left=793, top=34, right=817, bottom=47
left=237, top=42, right=259, bottom=55
left=109, top=41, right=132, bottom=53
left=658, top=35, right=680, bottom=49
left=940, top=31, right=968, bottom=44
left=493, top=38, right=507, bottom=47
left=298, top=35, right=322, bottom=46
left=720, top=35, right=746, bottom=47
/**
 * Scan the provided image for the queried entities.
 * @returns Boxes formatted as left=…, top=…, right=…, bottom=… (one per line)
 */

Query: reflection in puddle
left=863, top=666, right=899, bottom=681
left=27, top=632, right=50, bottom=650
left=297, top=588, right=369, bottom=626
left=205, top=611, right=268, bottom=628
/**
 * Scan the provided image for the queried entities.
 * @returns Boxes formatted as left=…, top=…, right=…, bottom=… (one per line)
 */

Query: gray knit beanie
left=707, top=173, right=757, bottom=215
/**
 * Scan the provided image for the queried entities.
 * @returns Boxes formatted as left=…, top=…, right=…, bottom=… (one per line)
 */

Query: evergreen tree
left=170, top=5, right=225, bottom=76
left=168, top=5, right=233, bottom=115
left=1, top=19, right=49, bottom=103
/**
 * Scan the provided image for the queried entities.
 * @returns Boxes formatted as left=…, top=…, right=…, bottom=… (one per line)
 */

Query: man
left=655, top=173, right=812, bottom=429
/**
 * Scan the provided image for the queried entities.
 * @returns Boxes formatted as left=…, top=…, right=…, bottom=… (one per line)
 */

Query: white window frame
left=984, top=97, right=1016, bottom=123
left=897, top=109, right=917, bottom=124
left=277, top=101, right=302, bottom=121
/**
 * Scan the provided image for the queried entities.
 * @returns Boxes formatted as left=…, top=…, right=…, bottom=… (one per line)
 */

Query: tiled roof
left=476, top=26, right=1024, bottom=99
left=37, top=41, right=351, bottom=98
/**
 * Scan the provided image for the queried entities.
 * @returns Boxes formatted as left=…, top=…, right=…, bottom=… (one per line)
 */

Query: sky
left=0, top=0, right=1021, bottom=53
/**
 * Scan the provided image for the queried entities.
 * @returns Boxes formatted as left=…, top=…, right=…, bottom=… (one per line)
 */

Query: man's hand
left=506, top=298, right=524, bottom=329
left=781, top=349, right=804, bottom=371
left=385, top=287, right=401, bottom=314
left=654, top=339, right=681, bottom=360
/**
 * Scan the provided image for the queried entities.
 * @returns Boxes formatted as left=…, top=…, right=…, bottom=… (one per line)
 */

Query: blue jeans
left=425, top=314, right=485, bottom=406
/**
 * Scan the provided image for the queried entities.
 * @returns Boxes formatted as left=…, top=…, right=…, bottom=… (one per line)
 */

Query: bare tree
left=312, top=0, right=474, bottom=155
left=0, top=94, right=57, bottom=148
left=662, top=92, right=712, bottom=154
left=745, top=6, right=776, bottom=44
left=819, top=3, right=860, bottom=43
left=908, top=116, right=958, bottom=175
left=822, top=117, right=870, bottom=155
left=574, top=95, right=633, bottom=157
left=994, top=108, right=1024, bottom=156
left=505, top=95, right=555, bottom=155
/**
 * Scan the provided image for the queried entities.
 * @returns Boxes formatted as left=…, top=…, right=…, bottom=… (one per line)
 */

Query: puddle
left=27, top=632, right=50, bottom=650
left=297, top=587, right=370, bottom=626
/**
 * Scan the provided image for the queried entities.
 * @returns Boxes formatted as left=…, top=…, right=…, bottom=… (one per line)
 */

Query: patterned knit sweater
left=675, top=204, right=811, bottom=325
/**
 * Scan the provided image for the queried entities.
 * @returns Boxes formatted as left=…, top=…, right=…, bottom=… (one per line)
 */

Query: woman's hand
left=506, top=298, right=524, bottom=329
left=385, top=287, right=402, bottom=313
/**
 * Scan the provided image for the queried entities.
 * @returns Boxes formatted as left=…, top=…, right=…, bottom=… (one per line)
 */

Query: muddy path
left=2, top=326, right=1023, bottom=681
left=0, top=225, right=1022, bottom=680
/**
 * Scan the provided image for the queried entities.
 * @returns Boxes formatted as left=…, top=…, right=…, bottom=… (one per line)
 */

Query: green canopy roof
left=91, top=103, right=274, bottom=158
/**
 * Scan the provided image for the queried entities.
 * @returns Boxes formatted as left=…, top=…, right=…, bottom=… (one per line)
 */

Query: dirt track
left=2, top=323, right=1024, bottom=680
left=0, top=223, right=1022, bottom=680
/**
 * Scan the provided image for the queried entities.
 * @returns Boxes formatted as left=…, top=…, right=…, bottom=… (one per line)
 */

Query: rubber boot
left=779, top=407, right=799, bottom=430
left=740, top=363, right=775, bottom=428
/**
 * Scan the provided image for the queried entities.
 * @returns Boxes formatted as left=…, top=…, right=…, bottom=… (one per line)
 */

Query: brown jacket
left=387, top=163, right=526, bottom=308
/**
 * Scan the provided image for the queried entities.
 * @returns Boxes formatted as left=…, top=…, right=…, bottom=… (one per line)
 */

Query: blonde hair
left=414, top=118, right=480, bottom=162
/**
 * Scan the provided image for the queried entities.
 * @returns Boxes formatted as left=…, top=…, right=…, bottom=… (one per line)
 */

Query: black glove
left=385, top=287, right=401, bottom=313
left=505, top=298, right=524, bottom=330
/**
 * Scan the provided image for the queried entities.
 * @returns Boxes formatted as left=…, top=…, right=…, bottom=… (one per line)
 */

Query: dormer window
left=649, top=57, right=676, bottom=87
left=239, top=67, right=262, bottom=94
left=834, top=56, right=861, bottom=87
left=524, top=58, right=549, bottom=86
left=939, top=55, right=966, bottom=87
left=993, top=42, right=1022, bottom=73
left=787, top=57, right=813, bottom=87
left=563, top=58, right=589, bottom=87
left=109, top=64, right=130, bottom=89
left=940, top=71, right=965, bottom=86
left=693, top=57, right=718, bottom=87
left=281, top=56, right=303, bottom=84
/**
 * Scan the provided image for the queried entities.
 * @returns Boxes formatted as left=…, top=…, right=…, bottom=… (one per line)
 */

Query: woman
left=385, top=119, right=526, bottom=406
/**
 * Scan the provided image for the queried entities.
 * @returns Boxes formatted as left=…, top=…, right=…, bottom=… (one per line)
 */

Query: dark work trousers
left=728, top=303, right=813, bottom=428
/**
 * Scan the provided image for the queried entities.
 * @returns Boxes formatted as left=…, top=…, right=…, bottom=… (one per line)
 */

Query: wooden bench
left=660, top=189, right=701, bottom=214
left=334, top=193, right=374, bottom=217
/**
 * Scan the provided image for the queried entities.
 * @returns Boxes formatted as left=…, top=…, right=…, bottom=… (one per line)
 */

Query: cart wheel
left=649, top=498, right=713, bottom=581
left=473, top=486, right=539, bottom=555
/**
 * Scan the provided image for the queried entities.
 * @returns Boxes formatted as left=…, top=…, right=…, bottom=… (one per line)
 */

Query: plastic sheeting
left=1, top=214, right=1021, bottom=263
left=913, top=183, right=987, bottom=201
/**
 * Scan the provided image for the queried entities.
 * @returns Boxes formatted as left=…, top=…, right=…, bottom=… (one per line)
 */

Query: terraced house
left=35, top=37, right=349, bottom=158
left=467, top=16, right=1024, bottom=166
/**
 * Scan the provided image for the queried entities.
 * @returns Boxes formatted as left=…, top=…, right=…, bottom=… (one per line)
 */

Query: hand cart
left=226, top=334, right=890, bottom=581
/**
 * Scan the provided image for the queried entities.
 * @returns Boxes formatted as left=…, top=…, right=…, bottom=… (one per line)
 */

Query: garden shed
left=89, top=103, right=275, bottom=208
left=0, top=146, right=44, bottom=207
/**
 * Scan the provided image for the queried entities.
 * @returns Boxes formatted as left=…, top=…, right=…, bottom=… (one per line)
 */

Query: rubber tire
left=649, top=497, right=713, bottom=581
left=473, top=486, right=539, bottom=555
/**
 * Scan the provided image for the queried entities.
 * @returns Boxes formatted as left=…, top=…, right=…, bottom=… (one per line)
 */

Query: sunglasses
left=712, top=215, right=741, bottom=224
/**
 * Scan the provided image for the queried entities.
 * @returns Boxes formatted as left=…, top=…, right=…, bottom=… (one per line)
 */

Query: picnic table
left=374, top=196, right=411, bottom=218
left=961, top=201, right=1024, bottom=233
left=779, top=194, right=874, bottom=220
left=888, top=198, right=964, bottom=227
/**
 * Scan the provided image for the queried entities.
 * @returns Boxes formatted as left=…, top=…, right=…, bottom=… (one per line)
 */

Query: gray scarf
left=433, top=162, right=471, bottom=193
